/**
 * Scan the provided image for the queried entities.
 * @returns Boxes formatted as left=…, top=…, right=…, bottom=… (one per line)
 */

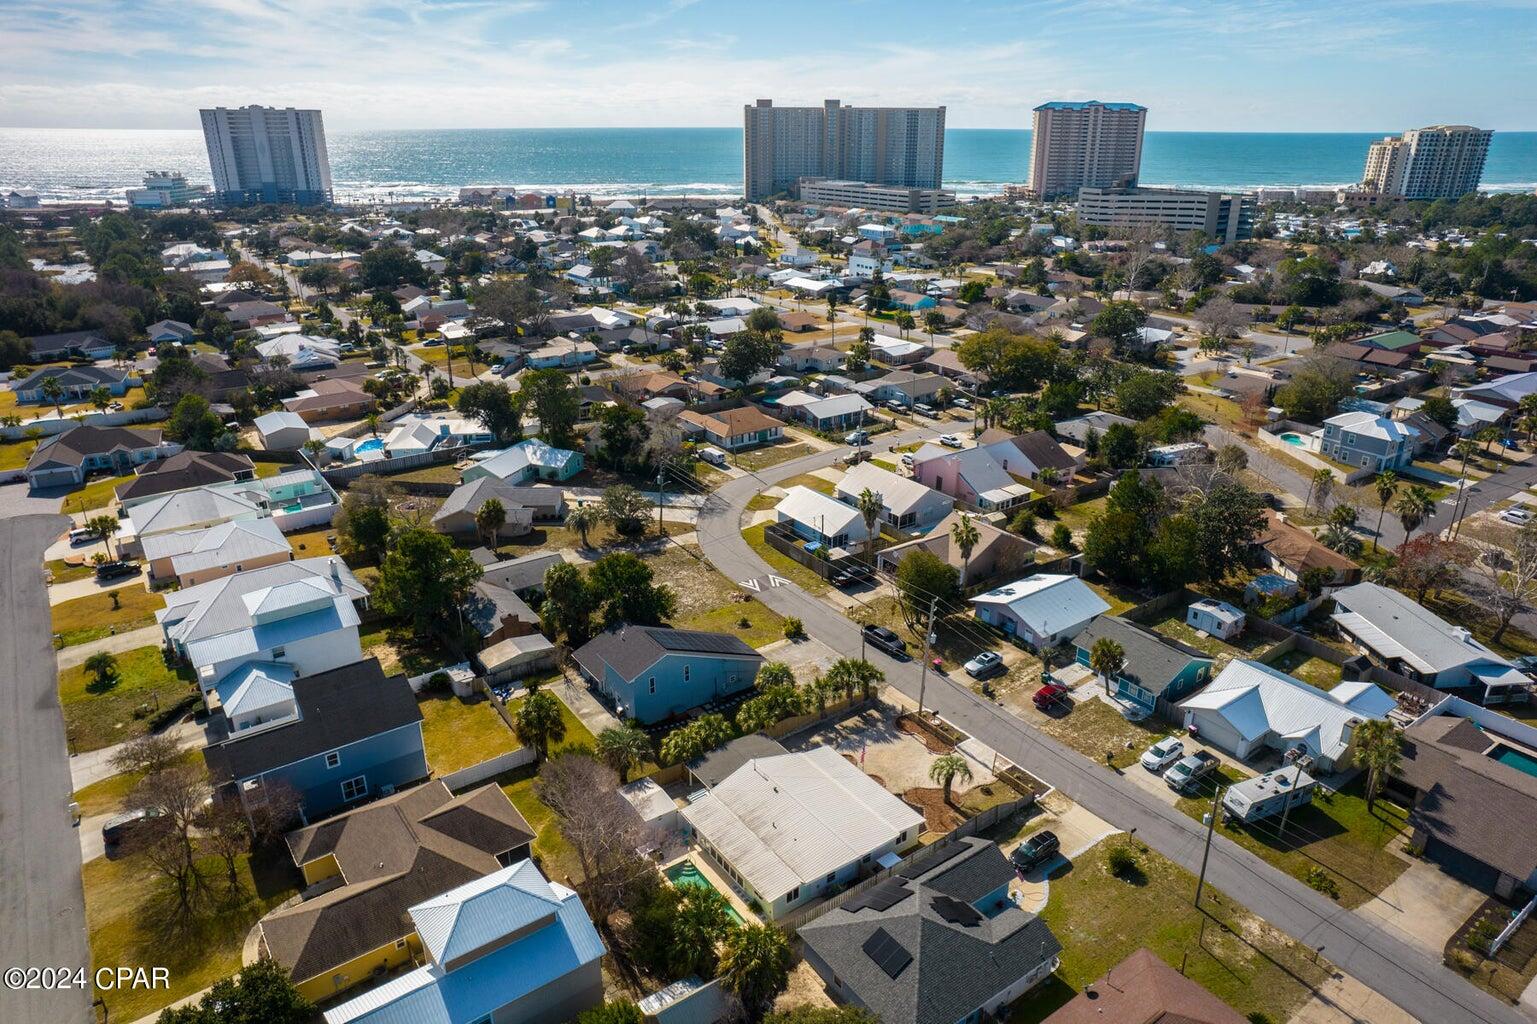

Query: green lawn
left=1052, top=496, right=1107, bottom=536
left=1008, top=835, right=1331, bottom=1024
left=774, top=471, right=837, bottom=495
left=418, top=692, right=520, bottom=775
left=0, top=437, right=40, bottom=471
left=284, top=527, right=336, bottom=557
left=62, top=473, right=136, bottom=513
left=1175, top=774, right=1410, bottom=910
left=638, top=543, right=788, bottom=648
left=734, top=442, right=816, bottom=472
left=51, top=586, right=166, bottom=648
left=496, top=692, right=598, bottom=885
left=59, top=644, right=196, bottom=752
left=46, top=558, right=96, bottom=583
left=675, top=600, right=787, bottom=649
left=1085, top=580, right=1142, bottom=616
left=1265, top=648, right=1344, bottom=689
left=72, top=747, right=201, bottom=817
left=85, top=846, right=298, bottom=1022
left=387, top=463, right=462, bottom=485
left=359, top=620, right=457, bottom=677
left=741, top=522, right=830, bottom=594
left=251, top=458, right=291, bottom=479
left=1141, top=607, right=1274, bottom=660
left=745, top=492, right=780, bottom=512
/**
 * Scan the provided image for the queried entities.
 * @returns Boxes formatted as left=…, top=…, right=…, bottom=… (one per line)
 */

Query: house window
left=394, top=938, right=407, bottom=950
left=340, top=776, right=368, bottom=801
left=786, top=886, right=800, bottom=902
left=648, top=677, right=656, bottom=694
left=467, top=1016, right=493, bottom=1024
left=826, top=872, right=836, bottom=883
left=324, top=751, right=341, bottom=769
left=683, top=665, right=690, bottom=683
left=272, top=646, right=286, bottom=658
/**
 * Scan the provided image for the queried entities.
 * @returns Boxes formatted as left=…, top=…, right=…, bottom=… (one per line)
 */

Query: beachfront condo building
left=126, top=171, right=209, bottom=209
left=797, top=178, right=955, bottom=214
left=743, top=99, right=945, bottom=203
left=1028, top=100, right=1147, bottom=199
left=1076, top=186, right=1256, bottom=243
left=200, top=105, right=333, bottom=206
left=1360, top=125, right=1492, bottom=200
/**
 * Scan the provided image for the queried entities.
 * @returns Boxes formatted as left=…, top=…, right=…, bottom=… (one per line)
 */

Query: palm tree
left=823, top=657, right=884, bottom=703
left=88, top=386, right=112, bottom=415
left=894, top=311, right=915, bottom=337
left=756, top=661, right=795, bottom=689
left=594, top=724, right=652, bottom=784
left=825, top=295, right=840, bottom=346
left=1373, top=470, right=1398, bottom=551
left=475, top=497, right=506, bottom=548
left=1090, top=637, right=1127, bottom=697
left=568, top=503, right=604, bottom=548
left=514, top=690, right=566, bottom=763
left=39, top=376, right=65, bottom=418
left=1305, top=468, right=1333, bottom=514
left=924, top=310, right=945, bottom=342
left=929, top=753, right=973, bottom=805
left=951, top=514, right=980, bottom=590
left=1353, top=719, right=1402, bottom=812
left=1394, top=485, right=1435, bottom=549
left=84, top=652, right=118, bottom=688
left=1520, top=393, right=1537, bottom=443
left=856, top=487, right=883, bottom=556
left=719, top=924, right=793, bottom=1024
left=365, top=413, right=380, bottom=437
left=87, top=515, right=122, bottom=561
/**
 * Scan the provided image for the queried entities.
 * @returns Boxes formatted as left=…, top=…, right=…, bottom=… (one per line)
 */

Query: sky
left=1, top=0, right=1534, bottom=132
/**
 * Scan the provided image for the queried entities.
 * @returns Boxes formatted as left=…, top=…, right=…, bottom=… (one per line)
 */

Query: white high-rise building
left=1077, top=187, right=1256, bottom=244
left=1360, top=125, right=1492, bottom=200
left=743, top=99, right=945, bottom=203
left=1028, top=100, right=1147, bottom=199
left=200, top=105, right=333, bottom=206
left=126, top=171, right=209, bottom=209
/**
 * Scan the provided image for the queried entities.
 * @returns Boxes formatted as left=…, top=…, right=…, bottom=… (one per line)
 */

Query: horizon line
left=4, top=124, right=1537, bottom=134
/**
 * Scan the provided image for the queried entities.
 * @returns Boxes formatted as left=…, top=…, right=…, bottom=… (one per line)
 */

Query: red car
left=1033, top=683, right=1070, bottom=712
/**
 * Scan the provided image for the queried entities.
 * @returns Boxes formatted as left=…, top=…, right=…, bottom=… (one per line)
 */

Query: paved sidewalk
left=56, top=624, right=165, bottom=670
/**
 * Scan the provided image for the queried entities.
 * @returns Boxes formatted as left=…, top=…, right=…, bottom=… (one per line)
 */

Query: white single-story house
left=772, top=486, right=876, bottom=552
left=834, top=461, right=954, bottom=532
left=970, top=574, right=1109, bottom=649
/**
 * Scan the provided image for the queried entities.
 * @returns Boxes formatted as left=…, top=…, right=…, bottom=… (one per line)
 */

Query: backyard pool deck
left=660, top=850, right=760, bottom=924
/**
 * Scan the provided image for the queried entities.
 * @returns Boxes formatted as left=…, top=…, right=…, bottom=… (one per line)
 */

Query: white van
left=699, top=446, right=729, bottom=467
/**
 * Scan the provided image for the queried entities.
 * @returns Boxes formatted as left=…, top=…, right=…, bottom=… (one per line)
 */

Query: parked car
left=1500, top=506, right=1532, bottom=525
left=845, top=430, right=869, bottom=445
left=94, top=561, right=141, bottom=581
left=698, top=446, right=729, bottom=467
left=831, top=564, right=872, bottom=588
left=841, top=449, right=872, bottom=466
left=68, top=527, right=100, bottom=546
left=952, top=397, right=972, bottom=410
left=939, top=434, right=964, bottom=448
left=900, top=452, right=915, bottom=469
left=1164, top=751, right=1221, bottom=793
left=1010, top=830, right=1060, bottom=872
left=1140, top=736, right=1186, bottom=772
left=862, top=624, right=908, bottom=658
left=964, top=651, right=1005, bottom=679
left=913, top=403, right=937, bottom=417
left=101, top=806, right=162, bottom=849
left=1032, top=682, right=1070, bottom=712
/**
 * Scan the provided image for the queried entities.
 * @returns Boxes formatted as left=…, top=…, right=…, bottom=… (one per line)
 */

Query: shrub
left=1247, top=1014, right=1275, bottom=1024
left=1303, top=866, right=1339, bottom=899
left=425, top=671, right=452, bottom=693
left=1466, top=915, right=1500, bottom=955
left=1107, top=845, right=1138, bottom=879
left=782, top=617, right=805, bottom=640
left=1050, top=523, right=1074, bottom=551
left=1449, top=948, right=1481, bottom=974
left=738, top=616, right=752, bottom=629
left=1010, top=509, right=1038, bottom=538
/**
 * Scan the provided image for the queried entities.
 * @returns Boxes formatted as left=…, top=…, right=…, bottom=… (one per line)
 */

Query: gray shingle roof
left=26, top=424, right=166, bottom=472
left=573, top=625, right=762, bottom=683
left=13, top=364, right=128, bottom=391
left=1071, top=616, right=1210, bottom=696
left=115, top=451, right=254, bottom=502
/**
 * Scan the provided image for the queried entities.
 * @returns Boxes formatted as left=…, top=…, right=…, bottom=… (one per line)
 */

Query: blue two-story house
left=572, top=625, right=764, bottom=724
left=1070, top=615, right=1214, bottom=719
left=201, top=657, right=428, bottom=824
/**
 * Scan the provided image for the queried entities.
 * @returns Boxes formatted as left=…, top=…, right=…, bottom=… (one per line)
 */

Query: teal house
left=1071, top=616, right=1214, bottom=719
left=572, top=625, right=764, bottom=724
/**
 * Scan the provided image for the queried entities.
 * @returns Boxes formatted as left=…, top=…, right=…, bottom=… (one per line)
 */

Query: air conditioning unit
left=379, top=784, right=396, bottom=797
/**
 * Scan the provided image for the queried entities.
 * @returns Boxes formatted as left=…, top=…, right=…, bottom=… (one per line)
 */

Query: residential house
left=918, top=349, right=980, bottom=389
left=1317, top=411, right=1418, bottom=472
left=13, top=365, right=134, bottom=404
left=680, top=745, right=925, bottom=919
left=861, top=370, right=945, bottom=408
left=971, top=575, right=1110, bottom=649
left=773, top=486, right=877, bottom=551
left=462, top=439, right=584, bottom=484
left=1042, top=948, right=1246, bottom=1024
left=24, top=425, right=181, bottom=490
left=256, top=333, right=341, bottom=370
left=612, top=370, right=693, bottom=403
left=1328, top=344, right=1416, bottom=373
left=1053, top=411, right=1136, bottom=445
left=781, top=392, right=872, bottom=432
left=1357, top=329, right=1422, bottom=355
left=877, top=511, right=1037, bottom=590
left=573, top=625, right=764, bottom=725
left=24, top=328, right=116, bottom=361
left=119, top=468, right=337, bottom=550
left=261, top=781, right=535, bottom=1003
left=115, top=451, right=256, bottom=506
left=911, top=431, right=1075, bottom=513
left=526, top=339, right=599, bottom=369
left=1180, top=660, right=1395, bottom=773
left=254, top=410, right=315, bottom=451
left=281, top=379, right=376, bottom=423
left=779, top=345, right=847, bottom=373
left=142, top=518, right=294, bottom=587
left=1388, top=709, right=1537, bottom=900
left=1458, top=372, right=1537, bottom=410
left=777, top=310, right=822, bottom=332
left=319, top=860, right=605, bottom=1024
left=1331, top=582, right=1531, bottom=700
left=834, top=461, right=955, bottom=532
left=800, top=837, right=1061, bottom=1024
left=157, top=557, right=370, bottom=698
left=223, top=300, right=291, bottom=329
left=202, top=657, right=428, bottom=822
left=1255, top=510, right=1362, bottom=587
left=1071, top=616, right=1215, bottom=718
left=432, top=478, right=565, bottom=540
left=677, top=406, right=784, bottom=451
left=147, top=319, right=197, bottom=344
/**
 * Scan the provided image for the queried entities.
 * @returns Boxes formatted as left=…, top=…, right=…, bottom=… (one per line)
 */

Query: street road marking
left=768, top=575, right=790, bottom=587
left=739, top=578, right=762, bottom=591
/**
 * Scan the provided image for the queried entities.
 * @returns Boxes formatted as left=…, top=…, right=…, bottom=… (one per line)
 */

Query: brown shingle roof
left=115, top=451, right=254, bottom=502
left=1258, top=510, right=1360, bottom=575
left=679, top=405, right=781, bottom=436
left=1042, top=947, right=1246, bottom=1024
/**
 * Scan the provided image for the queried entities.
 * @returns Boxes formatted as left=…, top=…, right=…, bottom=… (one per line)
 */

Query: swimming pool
left=1491, top=744, right=1537, bottom=778
left=664, top=859, right=745, bottom=923
left=355, top=437, right=386, bottom=454
left=1280, top=432, right=1305, bottom=446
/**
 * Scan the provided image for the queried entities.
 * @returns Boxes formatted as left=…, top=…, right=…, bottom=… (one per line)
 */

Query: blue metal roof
left=1034, top=100, right=1146, bottom=112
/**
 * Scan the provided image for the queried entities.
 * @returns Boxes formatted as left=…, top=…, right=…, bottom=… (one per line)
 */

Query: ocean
left=2, top=126, right=1534, bottom=205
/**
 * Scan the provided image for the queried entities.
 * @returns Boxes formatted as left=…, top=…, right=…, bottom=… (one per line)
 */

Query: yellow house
left=259, top=780, right=534, bottom=1003
left=140, top=519, right=294, bottom=589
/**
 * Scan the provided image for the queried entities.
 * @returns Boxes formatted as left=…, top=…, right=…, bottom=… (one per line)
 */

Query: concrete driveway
left=1356, top=853, right=1491, bottom=958
left=48, top=570, right=147, bottom=605
left=0, top=480, right=63, bottom=517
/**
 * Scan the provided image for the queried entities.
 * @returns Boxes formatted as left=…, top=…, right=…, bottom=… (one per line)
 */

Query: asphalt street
left=693, top=440, right=1533, bottom=1024
left=0, top=513, right=92, bottom=1024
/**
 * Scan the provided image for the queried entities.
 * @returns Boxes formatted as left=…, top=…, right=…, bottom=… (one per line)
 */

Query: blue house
left=14, top=365, right=133, bottom=404
left=572, top=625, right=764, bottom=724
left=201, top=657, right=428, bottom=823
left=1071, top=616, right=1214, bottom=718
left=462, top=439, right=584, bottom=484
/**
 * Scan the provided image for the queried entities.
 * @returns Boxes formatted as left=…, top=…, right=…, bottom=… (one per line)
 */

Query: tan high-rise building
left=1028, top=101, right=1147, bottom=199
left=743, top=99, right=945, bottom=202
left=1360, top=125, right=1492, bottom=200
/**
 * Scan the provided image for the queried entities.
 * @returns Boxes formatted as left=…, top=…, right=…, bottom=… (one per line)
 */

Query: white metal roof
left=1323, top=410, right=1418, bottom=443
left=836, top=462, right=953, bottom=518
left=679, top=746, right=923, bottom=902
left=411, top=860, right=566, bottom=966
left=773, top=486, right=871, bottom=542
left=970, top=574, right=1109, bottom=636
left=1332, top=582, right=1516, bottom=676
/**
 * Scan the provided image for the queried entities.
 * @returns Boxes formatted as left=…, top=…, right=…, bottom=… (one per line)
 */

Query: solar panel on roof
left=931, top=895, right=982, bottom=927
left=844, top=878, right=910, bottom=913
left=861, top=927, right=913, bottom=979
left=647, top=628, right=754, bottom=655
left=900, top=839, right=965, bottom=878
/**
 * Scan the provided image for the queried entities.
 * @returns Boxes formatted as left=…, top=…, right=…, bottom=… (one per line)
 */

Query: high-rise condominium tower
left=1028, top=100, right=1147, bottom=199
left=743, top=99, right=945, bottom=203
left=200, top=105, right=333, bottom=206
left=1360, top=125, right=1492, bottom=200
